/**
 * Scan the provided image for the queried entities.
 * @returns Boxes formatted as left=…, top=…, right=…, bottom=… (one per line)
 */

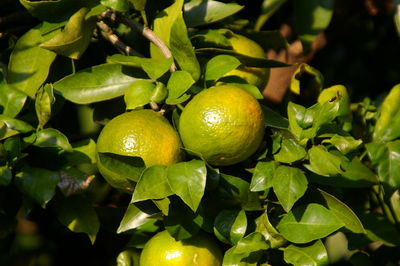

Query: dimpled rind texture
left=179, top=85, right=265, bottom=166
left=140, top=231, right=223, bottom=266
left=96, top=110, right=182, bottom=189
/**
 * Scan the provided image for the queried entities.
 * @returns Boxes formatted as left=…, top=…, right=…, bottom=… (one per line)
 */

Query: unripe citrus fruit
left=96, top=110, right=182, bottom=191
left=179, top=85, right=265, bottom=166
left=220, top=29, right=269, bottom=89
left=140, top=230, right=222, bottom=266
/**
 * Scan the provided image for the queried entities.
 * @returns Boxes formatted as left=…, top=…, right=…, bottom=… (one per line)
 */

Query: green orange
left=140, top=230, right=222, bottom=266
left=179, top=85, right=265, bottom=166
left=96, top=110, right=182, bottom=191
left=219, top=29, right=269, bottom=89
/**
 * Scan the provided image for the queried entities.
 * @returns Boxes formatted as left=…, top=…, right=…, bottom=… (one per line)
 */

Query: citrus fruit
left=96, top=110, right=182, bottom=191
left=219, top=29, right=269, bottom=89
left=140, top=230, right=223, bottom=266
left=179, top=85, right=265, bottom=166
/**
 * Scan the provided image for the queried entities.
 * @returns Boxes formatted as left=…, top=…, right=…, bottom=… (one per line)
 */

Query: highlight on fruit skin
left=140, top=230, right=223, bottom=266
left=218, top=28, right=270, bottom=90
left=179, top=85, right=265, bottom=166
left=96, top=109, right=183, bottom=191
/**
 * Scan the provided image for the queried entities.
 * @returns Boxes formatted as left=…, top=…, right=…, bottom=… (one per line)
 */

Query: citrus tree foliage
left=1, top=0, right=400, bottom=265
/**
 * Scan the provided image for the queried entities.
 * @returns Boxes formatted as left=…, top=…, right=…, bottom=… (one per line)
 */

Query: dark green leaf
left=51, top=194, right=99, bottom=244
left=255, top=0, right=288, bottom=31
left=294, top=0, right=334, bottom=52
left=0, top=165, right=12, bottom=186
left=284, top=240, right=328, bottom=266
left=167, top=71, right=195, bottom=100
left=290, top=63, right=324, bottom=96
left=53, top=64, right=147, bottom=104
left=58, top=167, right=94, bottom=196
left=131, top=165, right=174, bottom=203
left=184, top=0, right=244, bottom=27
left=273, top=165, right=308, bottom=212
left=373, top=84, right=400, bottom=142
left=117, top=204, right=155, bottom=233
left=261, top=104, right=289, bottom=129
left=214, top=209, right=247, bottom=245
left=191, top=29, right=232, bottom=49
left=129, top=0, right=146, bottom=11
left=277, top=203, right=344, bottom=244
left=250, top=161, right=278, bottom=192
left=15, top=166, right=60, bottom=207
left=0, top=115, right=34, bottom=141
left=244, top=30, right=289, bottom=51
left=359, top=212, right=400, bottom=246
left=61, top=138, right=97, bottom=166
left=205, top=55, right=241, bottom=81
left=100, top=0, right=130, bottom=12
left=0, top=75, right=27, bottom=117
left=167, top=160, right=207, bottom=212
left=33, top=128, right=73, bottom=151
left=7, top=25, right=57, bottom=98
left=305, top=145, right=343, bottom=176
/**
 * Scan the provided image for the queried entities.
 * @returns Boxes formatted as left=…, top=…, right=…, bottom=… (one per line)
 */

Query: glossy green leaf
left=129, top=0, right=146, bottom=11
left=250, top=161, right=278, bottom=192
left=152, top=197, right=170, bottom=216
left=164, top=198, right=204, bottom=240
left=311, top=188, right=365, bottom=234
left=214, top=209, right=247, bottom=245
left=373, top=84, right=400, bottom=142
left=290, top=63, right=324, bottom=96
left=0, top=76, right=27, bottom=117
left=40, top=8, right=96, bottom=59
left=117, top=204, right=155, bottom=233
left=33, top=128, right=73, bottom=151
left=131, top=165, right=174, bottom=203
left=205, top=55, right=241, bottom=81
left=0, top=115, right=34, bottom=141
left=191, top=29, right=231, bottom=49
left=261, top=105, right=289, bottom=129
left=366, top=140, right=400, bottom=190
left=305, top=145, right=343, bottom=176
left=35, top=84, right=53, bottom=129
left=7, top=26, right=57, bottom=98
left=52, top=194, right=99, bottom=244
left=277, top=203, right=344, bottom=244
left=255, top=0, right=287, bottom=31
left=273, top=132, right=306, bottom=163
left=255, top=212, right=286, bottom=248
left=15, top=166, right=60, bottom=207
left=167, top=160, right=207, bottom=212
left=107, top=55, right=173, bottom=80
left=167, top=71, right=195, bottom=100
left=61, top=138, right=97, bottom=166
left=284, top=240, right=328, bottom=266
left=151, top=0, right=200, bottom=81
left=124, top=80, right=155, bottom=110
left=340, top=157, right=378, bottom=187
left=273, top=165, right=308, bottom=212
left=322, top=134, right=362, bottom=154
left=165, top=93, right=191, bottom=105
left=100, top=0, right=130, bottom=12
left=53, top=64, right=147, bottom=104
left=0, top=165, right=12, bottom=186
left=294, top=0, right=334, bottom=52
left=184, top=0, right=243, bottom=27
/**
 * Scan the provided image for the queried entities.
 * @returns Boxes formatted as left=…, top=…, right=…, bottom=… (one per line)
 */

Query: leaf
left=0, top=75, right=27, bottom=117
left=40, top=8, right=96, bottom=59
left=273, top=131, right=306, bottom=163
left=0, top=115, right=34, bottom=141
left=224, top=83, right=263, bottom=100
left=164, top=197, right=204, bottom=240
left=61, top=138, right=97, bottom=166
left=340, top=157, right=378, bottom=187
left=214, top=209, right=247, bottom=245
left=273, top=165, right=308, bottom=212
left=15, top=166, right=60, bottom=207
left=129, top=0, right=146, bottom=11
left=117, top=204, right=155, bottom=234
left=124, top=80, right=155, bottom=110
left=255, top=213, right=286, bottom=248
left=167, top=160, right=207, bottom=212
left=107, top=55, right=173, bottom=80
left=250, top=161, right=278, bottom=192
left=283, top=240, right=328, bottom=266
left=184, top=0, right=244, bottom=27
left=35, top=84, right=53, bottom=129
left=311, top=188, right=365, bottom=234
left=33, top=128, right=73, bottom=151
left=277, top=203, right=344, bottom=244
left=293, top=0, right=334, bottom=52
left=366, top=141, right=400, bottom=191
left=205, top=55, right=241, bottom=81
left=290, top=63, right=324, bottom=96
left=255, top=0, right=287, bottom=31
left=7, top=25, right=57, bottom=98
left=166, top=71, right=195, bottom=100
left=100, top=0, right=130, bottom=12
left=53, top=63, right=147, bottom=104
left=373, top=84, right=400, bottom=142
left=0, top=165, right=12, bottom=186
left=261, top=104, right=289, bottom=129
left=51, top=194, right=99, bottom=244
left=131, top=165, right=174, bottom=203
left=305, top=145, right=343, bottom=176
left=359, top=212, right=400, bottom=246
left=58, top=167, right=95, bottom=196
left=151, top=0, right=200, bottom=81
left=322, top=134, right=362, bottom=154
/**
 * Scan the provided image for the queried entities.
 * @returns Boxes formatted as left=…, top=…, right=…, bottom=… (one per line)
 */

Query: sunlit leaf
left=284, top=240, right=328, bottom=266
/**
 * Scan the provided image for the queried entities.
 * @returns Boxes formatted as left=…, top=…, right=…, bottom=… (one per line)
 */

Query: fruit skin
left=220, top=29, right=269, bottom=89
left=179, top=85, right=265, bottom=166
left=96, top=110, right=182, bottom=191
left=140, top=230, right=222, bottom=266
